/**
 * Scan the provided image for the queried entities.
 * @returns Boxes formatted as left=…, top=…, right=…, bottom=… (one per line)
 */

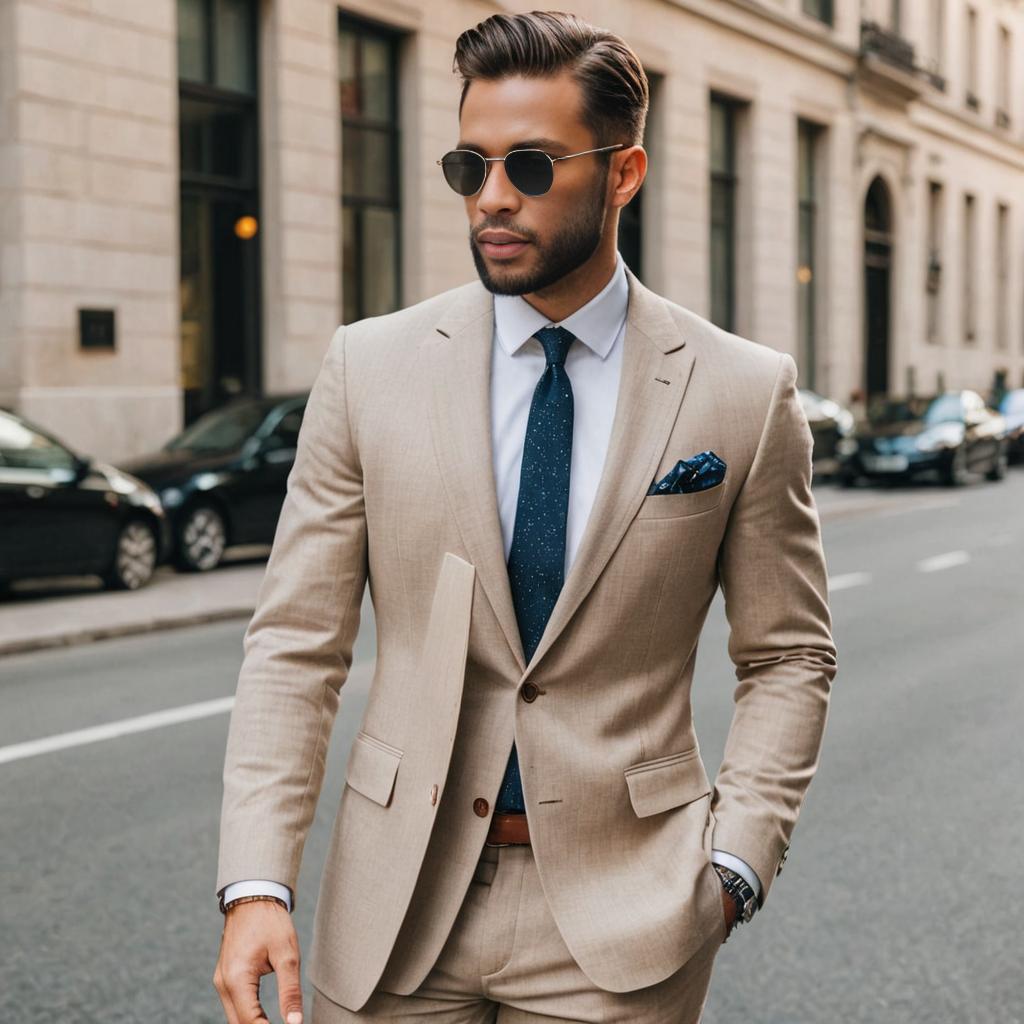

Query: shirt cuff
left=711, top=850, right=763, bottom=903
left=220, top=879, right=293, bottom=912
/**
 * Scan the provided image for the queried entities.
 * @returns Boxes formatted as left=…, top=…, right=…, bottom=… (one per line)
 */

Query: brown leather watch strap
left=221, top=893, right=289, bottom=915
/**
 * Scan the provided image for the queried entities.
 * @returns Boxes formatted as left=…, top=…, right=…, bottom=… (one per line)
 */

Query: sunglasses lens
left=440, top=151, right=485, bottom=196
left=505, top=151, right=554, bottom=196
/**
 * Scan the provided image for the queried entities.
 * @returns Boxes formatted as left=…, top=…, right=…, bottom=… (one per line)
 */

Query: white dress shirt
left=220, top=251, right=761, bottom=912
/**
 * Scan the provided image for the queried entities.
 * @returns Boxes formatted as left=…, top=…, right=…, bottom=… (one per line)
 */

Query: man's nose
left=475, top=159, right=522, bottom=216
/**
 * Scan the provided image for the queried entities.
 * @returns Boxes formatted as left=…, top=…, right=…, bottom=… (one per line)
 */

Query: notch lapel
left=520, top=268, right=696, bottom=680
left=425, top=283, right=527, bottom=673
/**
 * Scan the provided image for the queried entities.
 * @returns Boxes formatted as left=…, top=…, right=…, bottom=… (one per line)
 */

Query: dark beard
left=470, top=173, right=608, bottom=296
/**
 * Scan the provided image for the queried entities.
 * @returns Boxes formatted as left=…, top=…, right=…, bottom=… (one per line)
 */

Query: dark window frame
left=177, top=0, right=262, bottom=422
left=178, top=0, right=258, bottom=97
left=339, top=11, right=403, bottom=324
left=797, top=118, right=823, bottom=390
left=802, top=0, right=834, bottom=26
left=710, top=92, right=739, bottom=333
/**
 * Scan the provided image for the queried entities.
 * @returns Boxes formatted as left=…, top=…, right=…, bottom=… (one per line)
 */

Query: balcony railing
left=857, top=19, right=924, bottom=103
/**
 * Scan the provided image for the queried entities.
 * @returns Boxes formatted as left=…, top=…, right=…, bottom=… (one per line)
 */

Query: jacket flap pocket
left=624, top=749, right=711, bottom=818
left=346, top=731, right=402, bottom=807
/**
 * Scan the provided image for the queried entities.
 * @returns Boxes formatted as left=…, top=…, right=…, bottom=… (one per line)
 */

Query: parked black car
left=798, top=389, right=855, bottom=479
left=836, top=390, right=1008, bottom=487
left=998, top=388, right=1024, bottom=463
left=0, top=408, right=168, bottom=592
left=121, top=393, right=307, bottom=572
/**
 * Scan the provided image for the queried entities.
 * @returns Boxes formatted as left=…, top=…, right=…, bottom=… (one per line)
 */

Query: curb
left=0, top=606, right=255, bottom=658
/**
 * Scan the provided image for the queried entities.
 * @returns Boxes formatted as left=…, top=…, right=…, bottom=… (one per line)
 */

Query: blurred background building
left=0, top=0, right=1023, bottom=461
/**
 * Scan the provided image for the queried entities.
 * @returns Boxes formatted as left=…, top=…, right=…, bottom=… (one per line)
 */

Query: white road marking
left=0, top=696, right=235, bottom=766
left=828, top=572, right=872, bottom=592
left=917, top=550, right=971, bottom=573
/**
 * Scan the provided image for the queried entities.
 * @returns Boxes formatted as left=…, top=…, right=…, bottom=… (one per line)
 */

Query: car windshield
left=1000, top=391, right=1024, bottom=415
left=922, top=394, right=965, bottom=425
left=0, top=414, right=77, bottom=470
left=866, top=396, right=932, bottom=424
left=165, top=401, right=273, bottom=453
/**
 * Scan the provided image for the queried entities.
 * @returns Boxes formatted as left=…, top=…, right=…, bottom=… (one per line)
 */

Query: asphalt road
left=2, top=468, right=1022, bottom=1023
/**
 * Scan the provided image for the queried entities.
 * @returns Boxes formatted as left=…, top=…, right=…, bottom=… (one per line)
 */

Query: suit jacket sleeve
left=712, top=351, right=837, bottom=904
left=215, top=324, right=367, bottom=909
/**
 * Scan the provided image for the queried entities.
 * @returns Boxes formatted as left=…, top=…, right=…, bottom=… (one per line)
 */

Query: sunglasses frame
left=437, top=143, right=625, bottom=198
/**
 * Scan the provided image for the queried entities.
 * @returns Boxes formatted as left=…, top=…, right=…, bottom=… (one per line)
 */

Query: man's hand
left=720, top=886, right=738, bottom=938
left=213, top=901, right=304, bottom=1024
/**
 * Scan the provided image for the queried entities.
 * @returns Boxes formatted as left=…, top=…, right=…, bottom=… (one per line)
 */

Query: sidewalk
left=0, top=551, right=267, bottom=657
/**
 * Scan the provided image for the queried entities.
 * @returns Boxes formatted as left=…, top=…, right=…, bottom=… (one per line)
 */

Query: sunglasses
left=437, top=143, right=624, bottom=198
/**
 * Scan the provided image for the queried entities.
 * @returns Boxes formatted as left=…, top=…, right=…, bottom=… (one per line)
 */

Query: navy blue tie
left=496, top=325, right=576, bottom=814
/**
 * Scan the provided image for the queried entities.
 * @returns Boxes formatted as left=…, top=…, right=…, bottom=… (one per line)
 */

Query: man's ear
left=610, top=146, right=647, bottom=209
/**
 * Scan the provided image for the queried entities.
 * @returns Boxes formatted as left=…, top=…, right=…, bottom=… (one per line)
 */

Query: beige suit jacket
left=216, top=266, right=837, bottom=1012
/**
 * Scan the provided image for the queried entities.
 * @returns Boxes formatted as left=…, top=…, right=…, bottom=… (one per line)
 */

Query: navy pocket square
left=647, top=450, right=726, bottom=495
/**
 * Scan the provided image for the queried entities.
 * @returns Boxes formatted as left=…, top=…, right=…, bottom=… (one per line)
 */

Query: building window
left=924, top=0, right=946, bottom=87
left=965, top=6, right=979, bottom=111
left=996, top=26, right=1011, bottom=127
left=962, top=193, right=976, bottom=343
left=177, top=0, right=261, bottom=424
left=802, top=0, right=833, bottom=26
left=797, top=119, right=823, bottom=390
left=709, top=94, right=740, bottom=332
left=926, top=181, right=944, bottom=344
left=178, top=0, right=256, bottom=94
left=996, top=203, right=1010, bottom=350
left=340, top=14, right=401, bottom=325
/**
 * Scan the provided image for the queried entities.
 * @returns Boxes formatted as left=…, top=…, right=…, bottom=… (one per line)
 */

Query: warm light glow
left=796, top=265, right=813, bottom=284
left=234, top=216, right=259, bottom=240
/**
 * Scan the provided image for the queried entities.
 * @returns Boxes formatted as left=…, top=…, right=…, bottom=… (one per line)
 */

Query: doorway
left=863, top=176, right=893, bottom=400
left=177, top=0, right=261, bottom=425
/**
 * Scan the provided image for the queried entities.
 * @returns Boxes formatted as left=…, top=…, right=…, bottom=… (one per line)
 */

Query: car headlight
left=915, top=423, right=964, bottom=452
left=160, top=487, right=185, bottom=508
left=836, top=437, right=859, bottom=456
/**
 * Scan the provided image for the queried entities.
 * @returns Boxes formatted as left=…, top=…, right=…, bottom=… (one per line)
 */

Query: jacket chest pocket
left=635, top=484, right=725, bottom=520
left=623, top=748, right=711, bottom=817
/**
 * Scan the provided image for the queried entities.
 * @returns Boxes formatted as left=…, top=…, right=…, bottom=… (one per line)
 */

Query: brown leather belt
left=485, top=812, right=531, bottom=846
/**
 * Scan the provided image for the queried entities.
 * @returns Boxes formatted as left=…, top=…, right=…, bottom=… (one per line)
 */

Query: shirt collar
left=493, top=251, right=628, bottom=361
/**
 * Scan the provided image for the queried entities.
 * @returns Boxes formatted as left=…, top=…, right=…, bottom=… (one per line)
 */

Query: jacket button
left=473, top=797, right=489, bottom=817
left=521, top=682, right=540, bottom=703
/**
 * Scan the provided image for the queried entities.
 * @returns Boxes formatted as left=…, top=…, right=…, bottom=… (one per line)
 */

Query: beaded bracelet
left=220, top=893, right=289, bottom=915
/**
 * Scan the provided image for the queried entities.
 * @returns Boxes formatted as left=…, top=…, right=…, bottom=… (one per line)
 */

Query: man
left=214, top=11, right=837, bottom=1024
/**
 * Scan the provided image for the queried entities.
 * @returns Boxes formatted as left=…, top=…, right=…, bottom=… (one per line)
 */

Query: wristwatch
left=219, top=892, right=289, bottom=915
left=713, top=864, right=758, bottom=935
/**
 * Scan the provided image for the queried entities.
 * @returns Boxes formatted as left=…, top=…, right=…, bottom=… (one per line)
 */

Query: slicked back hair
left=452, top=10, right=649, bottom=152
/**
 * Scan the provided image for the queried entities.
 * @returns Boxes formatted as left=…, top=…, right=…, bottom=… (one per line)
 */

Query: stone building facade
left=0, top=0, right=1022, bottom=461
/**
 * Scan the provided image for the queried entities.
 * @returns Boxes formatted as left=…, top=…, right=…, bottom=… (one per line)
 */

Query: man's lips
left=476, top=232, right=531, bottom=259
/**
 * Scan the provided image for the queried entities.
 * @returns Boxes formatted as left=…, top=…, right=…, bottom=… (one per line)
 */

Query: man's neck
left=519, top=249, right=619, bottom=324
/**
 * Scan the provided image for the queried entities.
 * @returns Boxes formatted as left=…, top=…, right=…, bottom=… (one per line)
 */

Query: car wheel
left=104, top=518, right=158, bottom=590
left=943, top=445, right=969, bottom=487
left=986, top=443, right=1008, bottom=481
left=174, top=503, right=227, bottom=572
left=838, top=470, right=858, bottom=488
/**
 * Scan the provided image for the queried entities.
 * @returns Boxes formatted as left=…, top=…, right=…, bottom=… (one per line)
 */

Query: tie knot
left=533, top=326, right=576, bottom=367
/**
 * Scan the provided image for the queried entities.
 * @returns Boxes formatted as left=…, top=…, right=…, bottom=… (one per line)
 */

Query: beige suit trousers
left=311, top=843, right=726, bottom=1023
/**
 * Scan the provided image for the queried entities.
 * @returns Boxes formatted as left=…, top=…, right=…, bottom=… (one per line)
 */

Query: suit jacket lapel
left=521, top=267, right=695, bottom=679
left=424, top=268, right=694, bottom=681
left=425, top=283, right=528, bottom=673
